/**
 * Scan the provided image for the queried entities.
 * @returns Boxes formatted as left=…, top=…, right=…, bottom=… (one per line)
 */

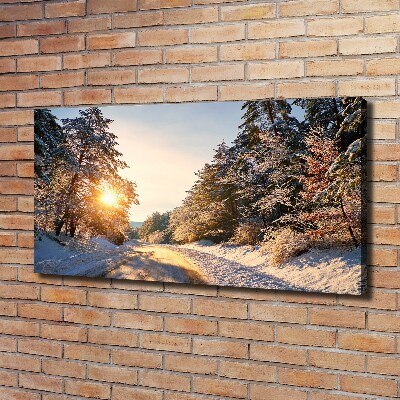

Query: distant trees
left=169, top=97, right=367, bottom=250
left=139, top=211, right=172, bottom=244
left=35, top=107, right=138, bottom=244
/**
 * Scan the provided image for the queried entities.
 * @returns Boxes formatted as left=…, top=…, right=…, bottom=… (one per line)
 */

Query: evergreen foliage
left=170, top=97, right=366, bottom=248
left=35, top=107, right=138, bottom=244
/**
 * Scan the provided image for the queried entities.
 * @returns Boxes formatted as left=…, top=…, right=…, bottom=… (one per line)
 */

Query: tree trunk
left=339, top=198, right=358, bottom=247
left=55, top=217, right=65, bottom=236
left=69, top=215, right=77, bottom=237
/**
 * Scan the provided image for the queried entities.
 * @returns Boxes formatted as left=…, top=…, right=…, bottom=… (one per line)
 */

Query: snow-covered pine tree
left=34, top=107, right=138, bottom=244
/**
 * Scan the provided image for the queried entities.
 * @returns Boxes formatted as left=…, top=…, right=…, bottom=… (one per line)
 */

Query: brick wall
left=0, top=0, right=399, bottom=399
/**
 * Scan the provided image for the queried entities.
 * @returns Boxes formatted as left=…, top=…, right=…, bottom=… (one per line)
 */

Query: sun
left=100, top=190, right=118, bottom=207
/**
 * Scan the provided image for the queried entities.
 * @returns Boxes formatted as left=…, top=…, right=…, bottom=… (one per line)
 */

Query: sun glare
left=100, top=190, right=118, bottom=207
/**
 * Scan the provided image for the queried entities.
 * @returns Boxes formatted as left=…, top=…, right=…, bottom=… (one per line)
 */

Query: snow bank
left=34, top=234, right=77, bottom=263
left=174, top=242, right=363, bottom=295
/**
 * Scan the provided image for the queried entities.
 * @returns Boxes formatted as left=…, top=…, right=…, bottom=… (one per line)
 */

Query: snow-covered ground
left=35, top=235, right=364, bottom=295
left=173, top=242, right=363, bottom=295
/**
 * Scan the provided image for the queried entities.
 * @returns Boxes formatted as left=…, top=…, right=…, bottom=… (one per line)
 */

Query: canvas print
left=34, top=98, right=367, bottom=295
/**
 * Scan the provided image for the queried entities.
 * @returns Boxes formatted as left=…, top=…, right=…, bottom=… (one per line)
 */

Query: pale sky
left=52, top=102, right=245, bottom=221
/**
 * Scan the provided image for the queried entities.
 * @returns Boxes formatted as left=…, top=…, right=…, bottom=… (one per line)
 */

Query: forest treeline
left=139, top=98, right=366, bottom=263
left=35, top=107, right=137, bottom=245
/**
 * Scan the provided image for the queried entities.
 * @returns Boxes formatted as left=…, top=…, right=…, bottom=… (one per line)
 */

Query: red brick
left=0, top=300, right=17, bottom=316
left=193, top=338, right=248, bottom=358
left=0, top=337, right=16, bottom=352
left=0, top=110, right=33, bottom=125
left=0, top=93, right=15, bottom=108
left=248, top=20, right=305, bottom=39
left=65, top=380, right=110, bottom=399
left=139, top=370, right=191, bottom=392
left=140, top=332, right=191, bottom=353
left=310, top=308, right=365, bottom=328
left=0, top=265, right=16, bottom=281
left=0, top=59, right=15, bottom=74
left=41, top=287, right=86, bottom=305
left=64, top=307, right=111, bottom=326
left=113, top=49, right=162, bottom=66
left=0, top=232, right=16, bottom=247
left=138, top=28, right=188, bottom=46
left=18, top=91, right=62, bottom=107
left=368, top=355, right=400, bottom=376
left=250, top=343, right=307, bottom=365
left=165, top=316, right=217, bottom=335
left=18, top=338, right=62, bottom=357
left=68, top=16, right=111, bottom=33
left=0, top=24, right=16, bottom=39
left=192, top=24, right=244, bottom=43
left=220, top=360, right=275, bottom=382
left=45, top=0, right=85, bottom=18
left=0, top=197, right=17, bottom=211
left=40, top=35, right=85, bottom=53
left=114, top=87, right=163, bottom=104
left=114, top=11, right=163, bottom=28
left=0, top=352, right=40, bottom=372
left=279, top=367, right=337, bottom=389
left=64, top=343, right=109, bottom=363
left=18, top=196, right=34, bottom=212
left=250, top=303, right=307, bottom=323
left=0, top=162, right=15, bottom=176
left=342, top=0, right=398, bottom=12
left=164, top=7, right=218, bottom=25
left=0, top=370, right=17, bottom=387
left=88, top=291, right=137, bottom=309
left=88, top=328, right=138, bottom=347
left=17, top=163, right=33, bottom=178
left=219, top=83, right=274, bottom=101
left=166, top=46, right=217, bottom=64
left=193, top=298, right=247, bottom=318
left=88, top=0, right=137, bottom=14
left=0, top=74, right=38, bottom=91
left=64, top=52, right=111, bottom=70
left=41, top=71, right=85, bottom=88
left=221, top=3, right=275, bottom=21
left=138, top=295, right=190, bottom=314
left=18, top=20, right=65, bottom=37
left=140, top=0, right=190, bottom=10
left=88, top=69, right=136, bottom=86
left=114, top=312, right=163, bottom=331
left=165, top=86, right=217, bottom=102
left=138, top=67, right=189, bottom=83
left=368, top=312, right=400, bottom=332
left=0, top=215, right=33, bottom=230
left=339, top=331, right=395, bottom=353
left=64, top=89, right=111, bottom=105
left=340, top=374, right=397, bottom=397
left=192, top=376, right=247, bottom=398
left=41, top=323, right=87, bottom=342
left=18, top=303, right=62, bottom=321
left=277, top=326, right=336, bottom=347
left=113, top=386, right=162, bottom=400
left=0, top=388, right=40, bottom=400
left=309, top=350, right=365, bottom=372
left=43, top=359, right=86, bottom=378
left=89, top=364, right=137, bottom=384
left=0, top=318, right=39, bottom=337
left=87, top=32, right=136, bottom=50
left=164, top=354, right=217, bottom=375
left=251, top=384, right=307, bottom=400
left=18, top=55, right=61, bottom=72
left=112, top=348, right=162, bottom=368
left=1, top=3, right=42, bottom=22
left=280, top=0, right=338, bottom=16
left=19, top=373, right=63, bottom=393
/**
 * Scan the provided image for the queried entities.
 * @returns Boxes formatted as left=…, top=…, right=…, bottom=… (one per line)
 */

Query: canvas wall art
left=34, top=98, right=367, bottom=295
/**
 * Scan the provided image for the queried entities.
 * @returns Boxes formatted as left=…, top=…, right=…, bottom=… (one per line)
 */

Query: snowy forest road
left=35, top=237, right=361, bottom=294
left=103, top=243, right=207, bottom=284
left=36, top=238, right=208, bottom=284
